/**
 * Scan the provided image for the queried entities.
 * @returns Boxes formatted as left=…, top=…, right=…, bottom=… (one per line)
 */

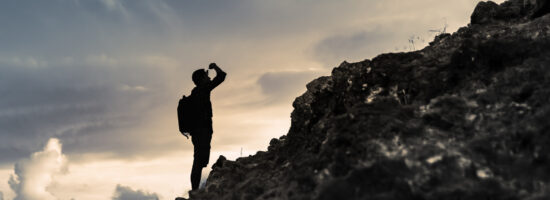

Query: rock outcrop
left=189, top=0, right=550, bottom=199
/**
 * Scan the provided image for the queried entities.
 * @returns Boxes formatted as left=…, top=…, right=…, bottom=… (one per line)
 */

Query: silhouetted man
left=189, top=63, right=226, bottom=190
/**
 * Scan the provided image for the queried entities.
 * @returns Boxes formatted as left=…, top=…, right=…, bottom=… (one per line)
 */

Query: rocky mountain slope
left=188, top=0, right=550, bottom=199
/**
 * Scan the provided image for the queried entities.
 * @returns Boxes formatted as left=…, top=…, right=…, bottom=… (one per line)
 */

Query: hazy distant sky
left=0, top=0, right=505, bottom=199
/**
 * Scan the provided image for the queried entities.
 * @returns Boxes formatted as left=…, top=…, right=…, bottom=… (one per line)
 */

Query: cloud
left=112, top=185, right=159, bottom=200
left=0, top=56, right=48, bottom=68
left=257, top=70, right=323, bottom=104
left=100, top=0, right=125, bottom=12
left=0, top=0, right=198, bottom=166
left=8, top=138, right=68, bottom=200
left=0, top=53, right=184, bottom=165
left=313, top=30, right=395, bottom=66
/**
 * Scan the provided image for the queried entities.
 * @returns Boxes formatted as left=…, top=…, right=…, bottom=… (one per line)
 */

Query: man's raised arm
left=207, top=63, right=226, bottom=90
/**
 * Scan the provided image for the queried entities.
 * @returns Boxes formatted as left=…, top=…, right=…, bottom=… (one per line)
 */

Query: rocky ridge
left=189, top=0, right=550, bottom=199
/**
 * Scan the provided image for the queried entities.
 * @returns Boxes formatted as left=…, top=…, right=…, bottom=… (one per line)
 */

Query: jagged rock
left=470, top=0, right=550, bottom=25
left=471, top=1, right=501, bottom=25
left=188, top=0, right=550, bottom=199
left=530, top=0, right=550, bottom=18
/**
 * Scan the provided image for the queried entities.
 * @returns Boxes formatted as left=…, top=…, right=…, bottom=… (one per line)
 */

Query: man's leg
left=191, top=160, right=202, bottom=190
left=201, top=133, right=212, bottom=167
left=191, top=134, right=202, bottom=191
left=190, top=131, right=212, bottom=190
left=191, top=146, right=210, bottom=190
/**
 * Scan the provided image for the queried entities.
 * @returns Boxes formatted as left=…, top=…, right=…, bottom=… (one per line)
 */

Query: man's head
left=192, top=69, right=210, bottom=86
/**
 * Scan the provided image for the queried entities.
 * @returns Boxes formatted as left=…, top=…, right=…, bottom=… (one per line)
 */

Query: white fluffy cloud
left=8, top=138, right=67, bottom=200
left=112, top=185, right=159, bottom=200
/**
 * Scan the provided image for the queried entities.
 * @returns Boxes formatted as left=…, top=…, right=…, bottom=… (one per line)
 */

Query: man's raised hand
left=208, top=63, right=217, bottom=69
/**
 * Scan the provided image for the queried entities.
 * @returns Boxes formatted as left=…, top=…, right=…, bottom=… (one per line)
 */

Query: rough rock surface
left=188, top=0, right=550, bottom=199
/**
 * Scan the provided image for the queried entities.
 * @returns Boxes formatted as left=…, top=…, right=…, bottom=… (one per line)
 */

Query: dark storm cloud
left=0, top=0, right=183, bottom=57
left=0, top=0, right=189, bottom=165
left=0, top=57, right=173, bottom=164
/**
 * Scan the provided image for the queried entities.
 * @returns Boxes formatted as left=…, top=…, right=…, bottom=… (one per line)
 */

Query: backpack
left=177, top=95, right=196, bottom=135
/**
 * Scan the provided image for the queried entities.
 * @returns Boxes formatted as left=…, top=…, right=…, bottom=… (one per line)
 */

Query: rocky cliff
left=189, top=0, right=550, bottom=199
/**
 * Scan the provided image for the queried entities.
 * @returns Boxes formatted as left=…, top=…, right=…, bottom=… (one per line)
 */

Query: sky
left=0, top=0, right=506, bottom=199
